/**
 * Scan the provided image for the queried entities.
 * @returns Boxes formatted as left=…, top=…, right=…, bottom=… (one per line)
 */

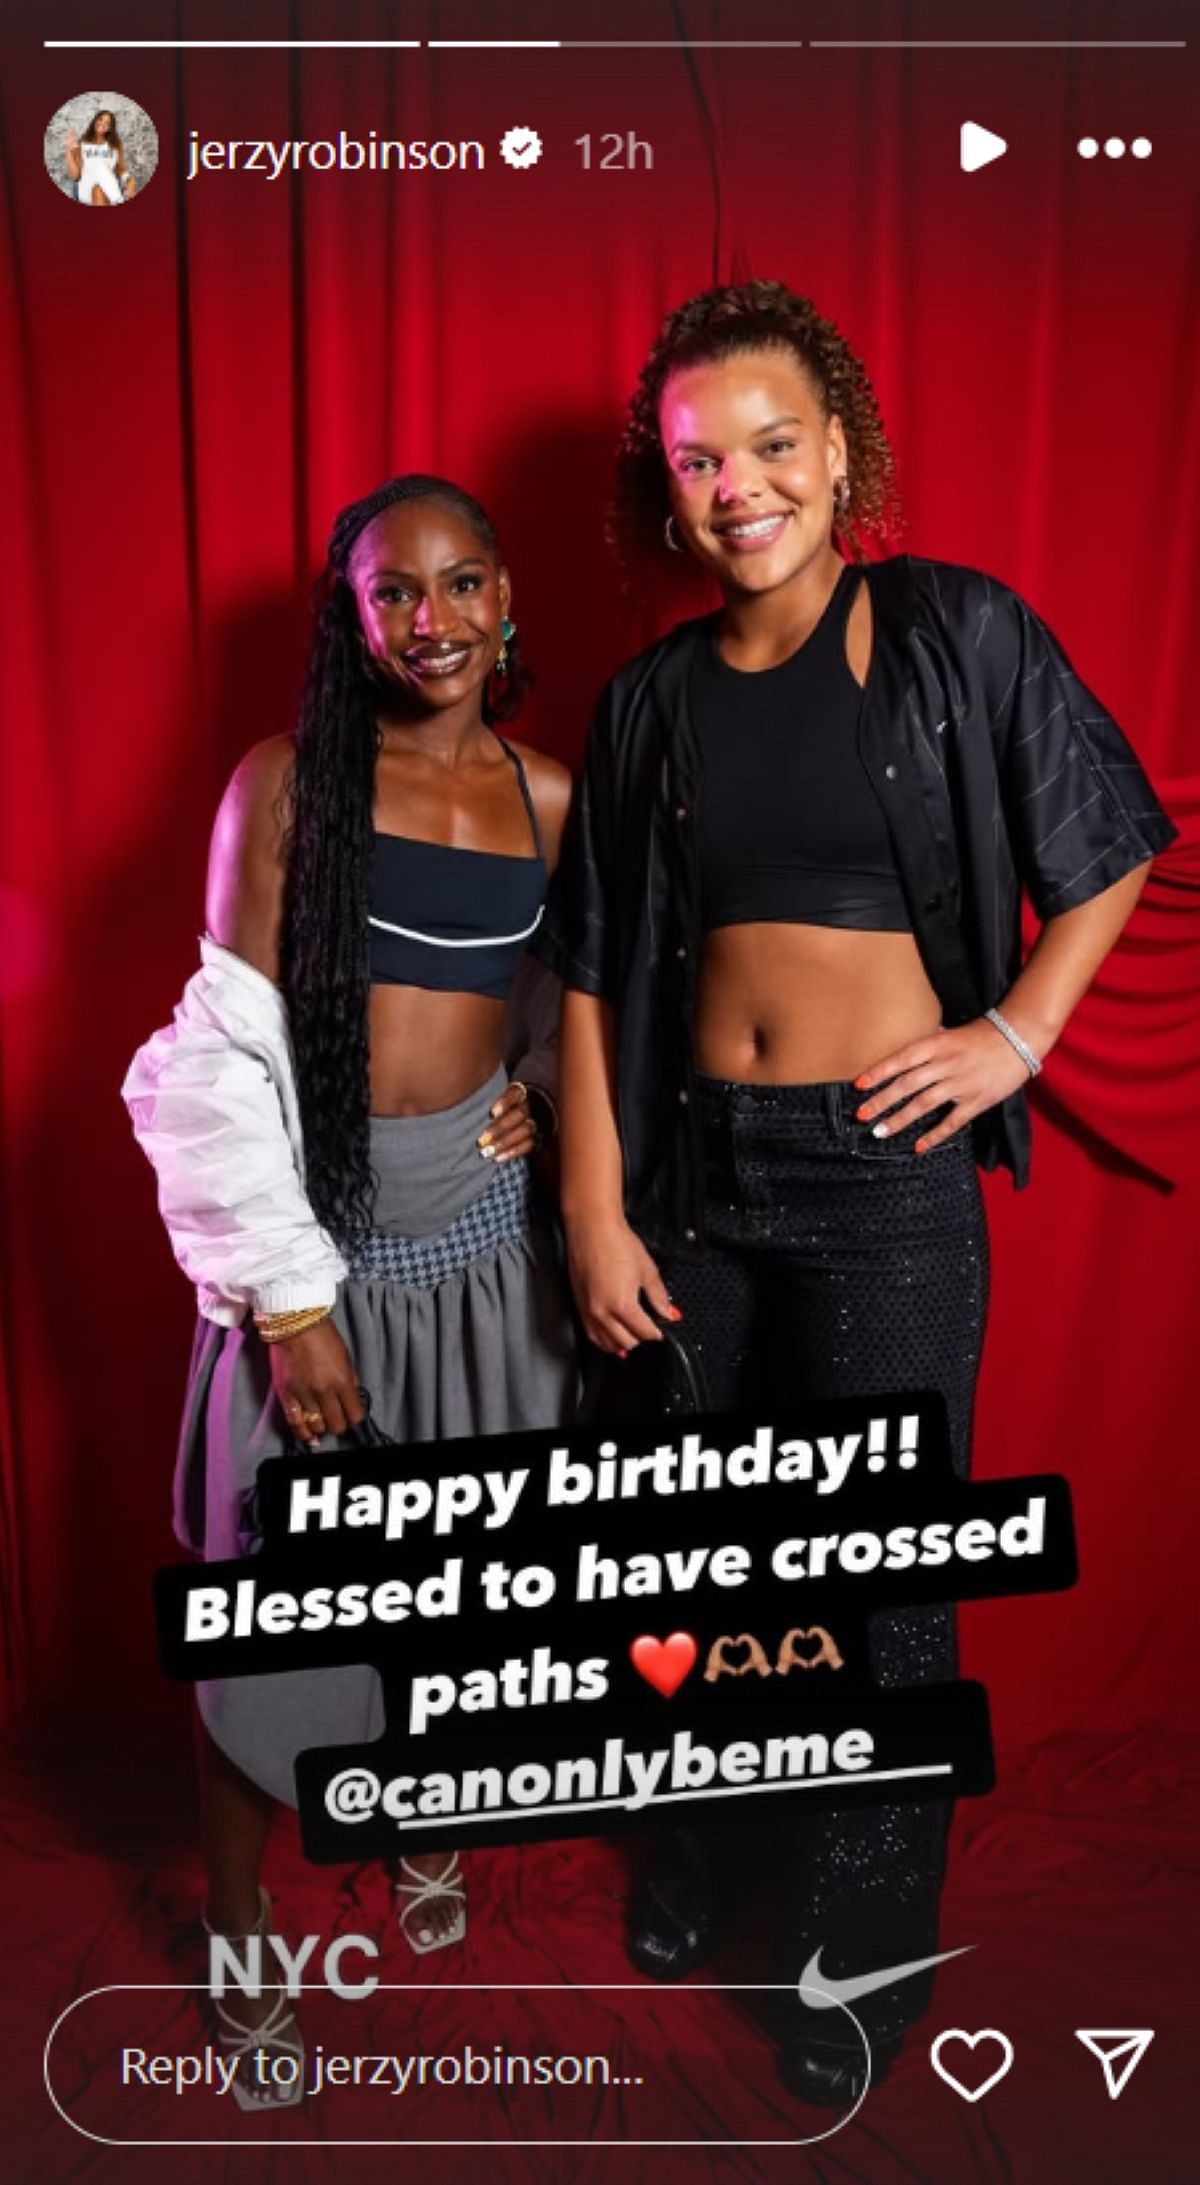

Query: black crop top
left=368, top=733, right=547, bottom=999
left=692, top=563, right=911, bottom=934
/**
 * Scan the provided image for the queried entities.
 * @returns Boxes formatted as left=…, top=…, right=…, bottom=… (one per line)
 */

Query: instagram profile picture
left=44, top=92, right=159, bottom=207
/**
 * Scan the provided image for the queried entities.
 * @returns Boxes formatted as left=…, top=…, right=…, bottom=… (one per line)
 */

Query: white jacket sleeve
left=121, top=937, right=347, bottom=1326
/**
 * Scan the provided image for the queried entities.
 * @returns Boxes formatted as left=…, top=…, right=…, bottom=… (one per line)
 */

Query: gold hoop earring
left=664, top=515, right=684, bottom=553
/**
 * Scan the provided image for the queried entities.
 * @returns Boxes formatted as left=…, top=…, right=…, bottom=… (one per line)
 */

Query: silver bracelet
left=985, top=1007, right=1042, bottom=1079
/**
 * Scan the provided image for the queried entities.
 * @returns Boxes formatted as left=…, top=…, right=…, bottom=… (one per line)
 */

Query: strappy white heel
left=395, top=1853, right=467, bottom=1955
left=202, top=1887, right=305, bottom=2111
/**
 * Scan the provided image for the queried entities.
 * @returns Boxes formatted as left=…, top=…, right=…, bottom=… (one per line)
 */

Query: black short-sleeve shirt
left=535, top=556, right=1177, bottom=1246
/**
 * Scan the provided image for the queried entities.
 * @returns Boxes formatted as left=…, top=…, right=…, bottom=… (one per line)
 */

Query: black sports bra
left=368, top=734, right=546, bottom=999
left=691, top=562, right=911, bottom=934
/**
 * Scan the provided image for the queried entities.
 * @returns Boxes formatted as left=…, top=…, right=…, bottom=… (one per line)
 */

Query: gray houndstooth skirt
left=174, top=1067, right=578, bottom=1804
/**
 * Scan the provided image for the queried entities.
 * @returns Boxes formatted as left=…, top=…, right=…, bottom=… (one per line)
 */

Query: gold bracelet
left=252, top=1302, right=327, bottom=1319
left=253, top=1305, right=333, bottom=1344
left=252, top=1305, right=329, bottom=1328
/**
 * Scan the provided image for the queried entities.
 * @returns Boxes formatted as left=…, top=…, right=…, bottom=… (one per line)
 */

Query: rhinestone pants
left=653, top=1074, right=990, bottom=2042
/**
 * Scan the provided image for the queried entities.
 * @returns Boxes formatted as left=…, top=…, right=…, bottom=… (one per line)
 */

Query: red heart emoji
left=630, top=1632, right=698, bottom=1699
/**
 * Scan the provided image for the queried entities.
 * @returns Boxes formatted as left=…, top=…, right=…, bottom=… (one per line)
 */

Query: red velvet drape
left=2, top=0, right=1197, bottom=1764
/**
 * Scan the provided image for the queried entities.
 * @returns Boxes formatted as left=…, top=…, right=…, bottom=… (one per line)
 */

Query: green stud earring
left=497, top=615, right=516, bottom=671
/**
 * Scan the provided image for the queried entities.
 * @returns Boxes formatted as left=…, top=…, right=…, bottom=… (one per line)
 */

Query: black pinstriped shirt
left=535, top=557, right=1176, bottom=1247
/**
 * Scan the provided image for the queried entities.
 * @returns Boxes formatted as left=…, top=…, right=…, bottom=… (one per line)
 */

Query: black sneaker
left=627, top=1831, right=715, bottom=1980
left=777, top=2031, right=902, bottom=2107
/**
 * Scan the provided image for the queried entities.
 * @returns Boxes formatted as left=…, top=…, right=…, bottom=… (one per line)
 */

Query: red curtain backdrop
left=4, top=0, right=1197, bottom=1742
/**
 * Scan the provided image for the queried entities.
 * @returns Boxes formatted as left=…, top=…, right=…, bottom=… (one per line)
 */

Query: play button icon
left=961, top=121, right=1007, bottom=172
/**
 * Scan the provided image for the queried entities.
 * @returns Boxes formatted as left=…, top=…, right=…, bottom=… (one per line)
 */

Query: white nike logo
left=799, top=1943, right=973, bottom=2007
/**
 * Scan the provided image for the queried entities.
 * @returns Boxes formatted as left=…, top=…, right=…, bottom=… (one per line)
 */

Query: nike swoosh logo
left=799, top=1943, right=973, bottom=2008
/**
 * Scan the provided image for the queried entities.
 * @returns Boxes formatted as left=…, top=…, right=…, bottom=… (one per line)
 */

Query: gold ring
left=301, top=1410, right=324, bottom=1430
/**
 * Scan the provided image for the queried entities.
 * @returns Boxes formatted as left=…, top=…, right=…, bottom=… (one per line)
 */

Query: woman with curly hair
left=537, top=282, right=1174, bottom=2103
left=124, top=475, right=576, bottom=2105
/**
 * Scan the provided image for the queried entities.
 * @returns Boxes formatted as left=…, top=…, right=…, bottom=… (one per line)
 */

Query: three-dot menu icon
left=1078, top=136, right=1152, bottom=159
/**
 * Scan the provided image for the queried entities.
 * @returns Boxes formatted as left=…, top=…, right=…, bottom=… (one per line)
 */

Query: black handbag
left=577, top=1296, right=711, bottom=1426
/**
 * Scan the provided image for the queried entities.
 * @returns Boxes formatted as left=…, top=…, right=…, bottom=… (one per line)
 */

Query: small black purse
left=577, top=1297, right=711, bottom=1426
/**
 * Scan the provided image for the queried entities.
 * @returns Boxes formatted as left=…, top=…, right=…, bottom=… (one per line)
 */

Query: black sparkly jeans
left=651, top=1073, right=990, bottom=2045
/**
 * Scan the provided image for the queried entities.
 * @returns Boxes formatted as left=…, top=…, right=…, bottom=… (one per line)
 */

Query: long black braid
left=281, top=473, right=529, bottom=1245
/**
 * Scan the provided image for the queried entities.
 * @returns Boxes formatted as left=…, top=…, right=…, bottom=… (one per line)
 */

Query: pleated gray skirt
left=174, top=1067, right=578, bottom=1804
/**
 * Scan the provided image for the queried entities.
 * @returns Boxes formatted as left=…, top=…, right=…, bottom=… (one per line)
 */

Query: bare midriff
left=693, top=923, right=942, bottom=1084
left=368, top=985, right=506, bottom=1114
left=694, top=579, right=942, bottom=1083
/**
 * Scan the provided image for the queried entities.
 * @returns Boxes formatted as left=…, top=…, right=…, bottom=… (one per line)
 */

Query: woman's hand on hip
left=855, top=1020, right=1036, bottom=1151
left=269, top=1319, right=366, bottom=1442
left=478, top=1081, right=538, bottom=1162
left=564, top=1212, right=678, bottom=1354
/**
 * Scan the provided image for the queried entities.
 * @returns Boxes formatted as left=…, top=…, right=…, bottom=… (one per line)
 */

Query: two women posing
left=126, top=281, right=1173, bottom=2111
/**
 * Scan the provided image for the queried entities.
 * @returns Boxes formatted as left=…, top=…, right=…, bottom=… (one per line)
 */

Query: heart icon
left=930, top=2029, right=1014, bottom=2103
left=630, top=1632, right=697, bottom=1699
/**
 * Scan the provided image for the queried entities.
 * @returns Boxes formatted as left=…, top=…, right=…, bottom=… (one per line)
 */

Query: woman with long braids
left=537, top=282, right=1175, bottom=2104
left=125, top=475, right=576, bottom=2106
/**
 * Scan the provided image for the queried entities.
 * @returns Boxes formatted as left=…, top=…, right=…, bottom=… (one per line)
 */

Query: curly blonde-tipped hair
left=611, top=280, right=901, bottom=571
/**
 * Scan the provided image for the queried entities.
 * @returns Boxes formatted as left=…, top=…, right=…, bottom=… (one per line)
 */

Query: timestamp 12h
left=575, top=131, right=654, bottom=169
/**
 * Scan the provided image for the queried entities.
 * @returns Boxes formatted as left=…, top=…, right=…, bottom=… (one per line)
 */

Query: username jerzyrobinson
left=187, top=131, right=485, bottom=181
